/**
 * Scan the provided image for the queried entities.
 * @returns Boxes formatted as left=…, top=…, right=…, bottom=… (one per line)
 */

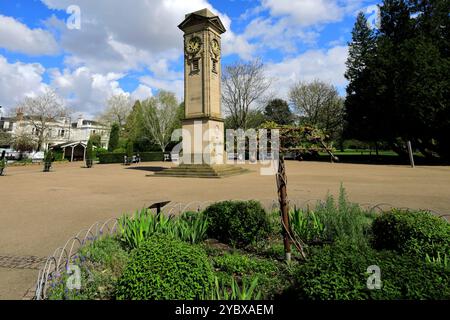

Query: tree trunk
left=277, top=156, right=291, bottom=262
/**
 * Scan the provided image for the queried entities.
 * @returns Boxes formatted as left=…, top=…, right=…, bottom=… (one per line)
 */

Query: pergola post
left=71, top=146, right=75, bottom=162
left=83, top=144, right=86, bottom=162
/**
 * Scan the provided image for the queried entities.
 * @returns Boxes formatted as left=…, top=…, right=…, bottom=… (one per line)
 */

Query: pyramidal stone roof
left=178, top=8, right=226, bottom=34
left=186, top=8, right=216, bottom=19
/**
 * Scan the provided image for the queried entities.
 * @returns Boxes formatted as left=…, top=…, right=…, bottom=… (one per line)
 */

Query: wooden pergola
left=59, top=141, right=87, bottom=162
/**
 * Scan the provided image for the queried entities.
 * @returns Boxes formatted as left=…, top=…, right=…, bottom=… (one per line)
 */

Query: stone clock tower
left=155, top=9, right=248, bottom=177
left=178, top=8, right=226, bottom=165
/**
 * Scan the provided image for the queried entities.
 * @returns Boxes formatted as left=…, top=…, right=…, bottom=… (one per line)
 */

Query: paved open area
left=1, top=161, right=450, bottom=299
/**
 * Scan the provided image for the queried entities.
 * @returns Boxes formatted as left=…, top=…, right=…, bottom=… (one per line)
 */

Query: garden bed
left=45, top=188, right=450, bottom=300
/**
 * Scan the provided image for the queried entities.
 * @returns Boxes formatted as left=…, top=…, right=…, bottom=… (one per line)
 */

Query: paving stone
left=0, top=255, right=47, bottom=270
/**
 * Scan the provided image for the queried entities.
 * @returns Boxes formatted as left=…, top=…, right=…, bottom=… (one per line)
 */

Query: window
left=191, top=59, right=200, bottom=73
left=61, top=130, right=65, bottom=137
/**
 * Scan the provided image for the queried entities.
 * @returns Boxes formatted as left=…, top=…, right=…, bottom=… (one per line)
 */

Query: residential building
left=0, top=111, right=110, bottom=161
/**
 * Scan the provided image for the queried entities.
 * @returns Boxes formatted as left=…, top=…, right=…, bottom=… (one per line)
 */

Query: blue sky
left=0, top=0, right=380, bottom=117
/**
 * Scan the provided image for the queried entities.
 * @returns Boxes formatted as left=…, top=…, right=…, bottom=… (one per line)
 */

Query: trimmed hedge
left=292, top=241, right=450, bottom=300
left=372, top=209, right=450, bottom=258
left=116, top=235, right=214, bottom=300
left=98, top=152, right=164, bottom=164
left=204, top=200, right=271, bottom=248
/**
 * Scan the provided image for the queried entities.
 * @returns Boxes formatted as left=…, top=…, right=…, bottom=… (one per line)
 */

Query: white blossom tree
left=141, top=91, right=179, bottom=152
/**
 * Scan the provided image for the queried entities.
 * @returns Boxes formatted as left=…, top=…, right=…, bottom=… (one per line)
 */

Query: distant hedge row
left=98, top=152, right=164, bottom=164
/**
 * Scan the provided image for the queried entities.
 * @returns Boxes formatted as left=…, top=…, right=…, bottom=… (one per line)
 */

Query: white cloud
left=261, top=0, right=365, bottom=26
left=0, top=15, right=59, bottom=55
left=243, top=17, right=319, bottom=53
left=41, top=0, right=252, bottom=72
left=0, top=55, right=49, bottom=109
left=131, top=84, right=153, bottom=102
left=139, top=75, right=184, bottom=103
left=49, top=67, right=128, bottom=117
left=266, top=46, right=349, bottom=98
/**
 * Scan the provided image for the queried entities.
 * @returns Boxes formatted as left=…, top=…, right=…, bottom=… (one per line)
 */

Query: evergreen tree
left=86, top=138, right=94, bottom=168
left=344, top=12, right=381, bottom=145
left=126, top=140, right=134, bottom=159
left=108, top=123, right=120, bottom=152
left=344, top=0, right=450, bottom=159
left=264, top=99, right=294, bottom=125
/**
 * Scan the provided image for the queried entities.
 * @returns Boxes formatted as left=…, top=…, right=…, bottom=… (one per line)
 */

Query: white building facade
left=0, top=113, right=110, bottom=160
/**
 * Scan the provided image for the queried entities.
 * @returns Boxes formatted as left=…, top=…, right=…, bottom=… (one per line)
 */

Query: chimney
left=16, top=107, right=24, bottom=121
left=77, top=114, right=83, bottom=128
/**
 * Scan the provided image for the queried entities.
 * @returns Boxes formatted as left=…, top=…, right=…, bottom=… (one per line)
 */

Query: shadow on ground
left=124, top=166, right=167, bottom=172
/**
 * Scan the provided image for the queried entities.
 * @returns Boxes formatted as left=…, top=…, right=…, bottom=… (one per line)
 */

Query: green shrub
left=372, top=209, right=450, bottom=258
left=211, top=252, right=279, bottom=275
left=301, top=186, right=375, bottom=246
left=204, top=200, right=271, bottom=247
left=108, top=123, right=120, bottom=152
left=126, top=140, right=133, bottom=158
left=426, top=253, right=450, bottom=271
left=138, top=152, right=164, bottom=162
left=207, top=276, right=262, bottom=300
left=98, top=152, right=163, bottom=163
left=118, top=209, right=208, bottom=249
left=177, top=211, right=209, bottom=244
left=116, top=235, right=214, bottom=300
left=290, top=209, right=326, bottom=243
left=118, top=209, right=177, bottom=249
left=96, top=148, right=108, bottom=156
left=209, top=250, right=292, bottom=299
left=78, top=236, right=128, bottom=275
left=292, top=241, right=450, bottom=300
left=47, top=237, right=128, bottom=300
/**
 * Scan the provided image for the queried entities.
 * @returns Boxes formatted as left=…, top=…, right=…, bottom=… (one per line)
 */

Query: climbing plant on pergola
left=261, top=122, right=338, bottom=261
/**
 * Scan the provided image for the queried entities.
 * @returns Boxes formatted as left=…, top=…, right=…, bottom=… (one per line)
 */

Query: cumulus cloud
left=0, top=15, right=59, bottom=55
left=41, top=0, right=252, bottom=72
left=131, top=84, right=153, bottom=102
left=265, top=46, right=349, bottom=98
left=139, top=76, right=184, bottom=102
left=0, top=55, right=49, bottom=110
left=49, top=66, right=129, bottom=117
left=243, top=17, right=320, bottom=53
left=261, top=0, right=366, bottom=26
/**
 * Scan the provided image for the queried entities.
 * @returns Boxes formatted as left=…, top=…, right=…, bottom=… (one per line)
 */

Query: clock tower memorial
left=155, top=9, right=248, bottom=177
left=178, top=8, right=226, bottom=165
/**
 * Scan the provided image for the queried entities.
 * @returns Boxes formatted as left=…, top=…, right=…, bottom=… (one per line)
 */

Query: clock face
left=186, top=37, right=201, bottom=54
left=211, top=39, right=220, bottom=54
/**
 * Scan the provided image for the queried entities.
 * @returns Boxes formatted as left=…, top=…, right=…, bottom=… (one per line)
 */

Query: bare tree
left=289, top=80, right=344, bottom=137
left=100, top=93, right=133, bottom=127
left=222, top=59, right=271, bottom=130
left=141, top=91, right=179, bottom=152
left=18, top=89, right=68, bottom=151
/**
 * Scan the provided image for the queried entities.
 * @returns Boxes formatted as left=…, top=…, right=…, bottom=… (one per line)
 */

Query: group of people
left=124, top=154, right=141, bottom=165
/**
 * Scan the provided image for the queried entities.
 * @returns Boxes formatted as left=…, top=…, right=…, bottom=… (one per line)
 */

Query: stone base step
left=151, top=164, right=250, bottom=178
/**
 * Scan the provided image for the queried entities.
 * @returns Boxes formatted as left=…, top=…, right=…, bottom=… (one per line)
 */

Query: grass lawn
left=315, top=149, right=448, bottom=165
